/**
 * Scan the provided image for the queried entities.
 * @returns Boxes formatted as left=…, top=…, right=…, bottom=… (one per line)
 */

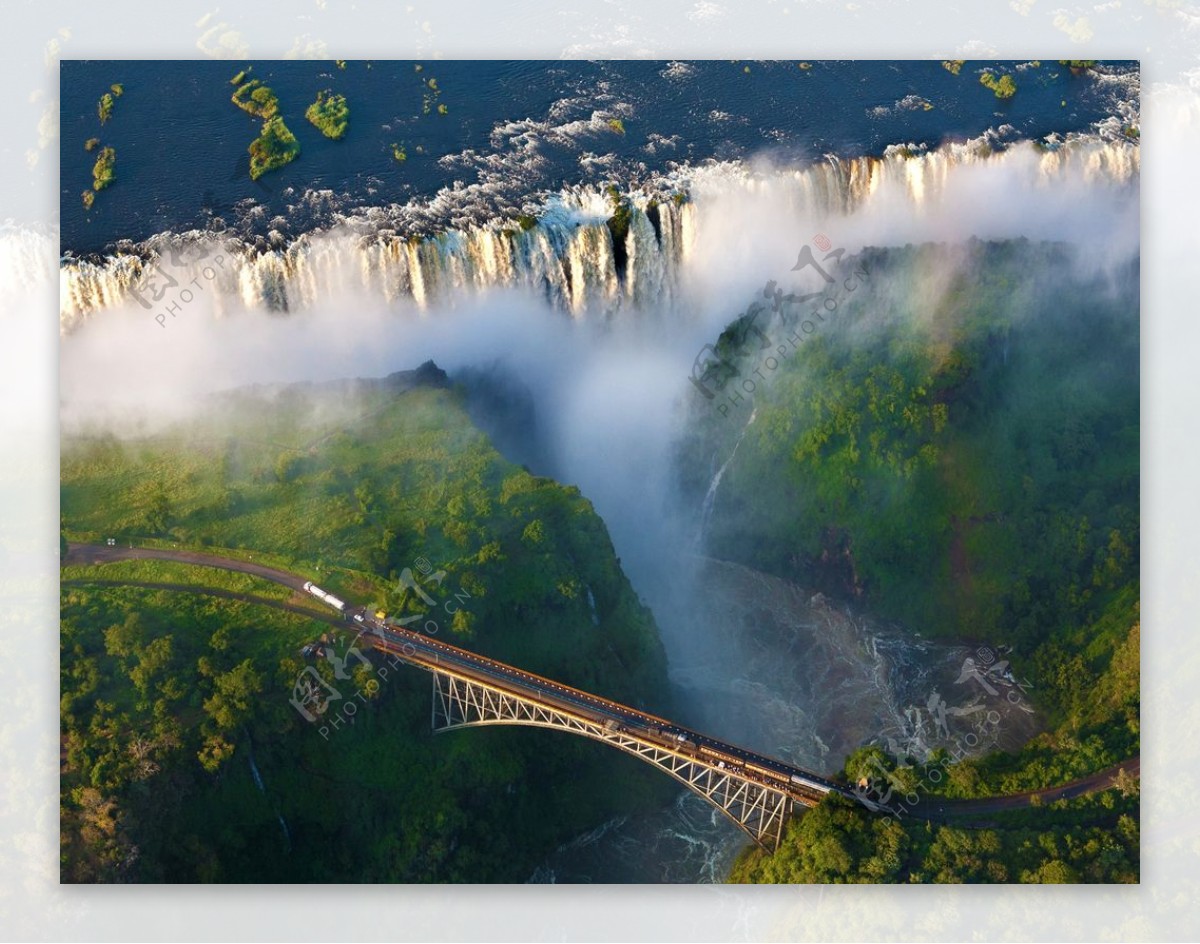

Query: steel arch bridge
left=411, top=653, right=839, bottom=850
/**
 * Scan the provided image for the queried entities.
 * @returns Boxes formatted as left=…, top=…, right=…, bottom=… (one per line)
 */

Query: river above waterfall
left=57, top=59, right=1135, bottom=886
left=60, top=59, right=1137, bottom=257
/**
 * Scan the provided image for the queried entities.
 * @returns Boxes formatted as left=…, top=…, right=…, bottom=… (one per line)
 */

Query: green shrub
left=980, top=71, right=1017, bottom=99
left=92, top=147, right=116, bottom=190
left=248, top=117, right=300, bottom=179
left=231, top=79, right=279, bottom=119
left=605, top=184, right=632, bottom=246
left=305, top=90, right=350, bottom=140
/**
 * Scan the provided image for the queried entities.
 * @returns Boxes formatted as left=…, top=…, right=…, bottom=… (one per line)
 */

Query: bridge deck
left=365, top=615, right=847, bottom=806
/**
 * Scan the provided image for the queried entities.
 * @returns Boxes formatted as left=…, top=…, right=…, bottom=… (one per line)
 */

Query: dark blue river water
left=60, top=59, right=1136, bottom=254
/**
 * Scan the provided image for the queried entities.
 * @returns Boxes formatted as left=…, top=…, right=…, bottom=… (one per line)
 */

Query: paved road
left=66, top=542, right=309, bottom=590
left=916, top=756, right=1140, bottom=820
left=64, top=542, right=842, bottom=804
left=64, top=542, right=1139, bottom=818
left=61, top=578, right=340, bottom=626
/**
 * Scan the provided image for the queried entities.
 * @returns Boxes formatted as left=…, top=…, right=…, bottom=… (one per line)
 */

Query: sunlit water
left=54, top=60, right=1132, bottom=885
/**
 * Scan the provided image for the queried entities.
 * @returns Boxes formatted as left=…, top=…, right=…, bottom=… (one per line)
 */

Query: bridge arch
left=430, top=668, right=802, bottom=849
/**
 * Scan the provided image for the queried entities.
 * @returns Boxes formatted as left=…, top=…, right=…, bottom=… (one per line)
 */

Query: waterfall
left=58, top=135, right=1137, bottom=334
left=586, top=586, right=600, bottom=626
left=696, top=407, right=757, bottom=548
left=246, top=738, right=292, bottom=851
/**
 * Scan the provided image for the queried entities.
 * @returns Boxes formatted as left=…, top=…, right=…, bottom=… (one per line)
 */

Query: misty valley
left=59, top=59, right=1139, bottom=885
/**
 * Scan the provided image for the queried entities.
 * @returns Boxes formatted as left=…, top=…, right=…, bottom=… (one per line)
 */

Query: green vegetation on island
left=305, top=90, right=349, bottom=140
left=92, top=147, right=116, bottom=191
left=416, top=70, right=446, bottom=117
left=248, top=116, right=300, bottom=180
left=604, top=185, right=634, bottom=277
left=980, top=71, right=1017, bottom=99
left=227, top=76, right=302, bottom=180
left=60, top=365, right=672, bottom=881
left=97, top=92, right=114, bottom=124
left=81, top=190, right=94, bottom=210
left=110, top=83, right=124, bottom=97
left=942, top=60, right=965, bottom=75
left=607, top=117, right=626, bottom=134
left=231, top=79, right=280, bottom=120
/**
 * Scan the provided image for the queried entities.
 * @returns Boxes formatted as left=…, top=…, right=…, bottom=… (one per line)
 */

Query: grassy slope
left=60, top=373, right=672, bottom=882
left=679, top=240, right=1140, bottom=882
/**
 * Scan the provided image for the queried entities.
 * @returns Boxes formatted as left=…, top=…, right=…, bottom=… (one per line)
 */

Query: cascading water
left=696, top=407, right=756, bottom=548
left=54, top=120, right=1137, bottom=883
left=246, top=738, right=292, bottom=852
left=57, top=135, right=1136, bottom=334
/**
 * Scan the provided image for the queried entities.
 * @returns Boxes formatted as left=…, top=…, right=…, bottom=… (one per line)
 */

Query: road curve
left=63, top=542, right=1140, bottom=820
left=66, top=542, right=310, bottom=590
left=64, top=542, right=845, bottom=804
left=61, top=578, right=342, bottom=627
left=920, top=756, right=1140, bottom=820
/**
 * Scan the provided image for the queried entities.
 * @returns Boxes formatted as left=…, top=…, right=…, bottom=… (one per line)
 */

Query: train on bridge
left=299, top=579, right=847, bottom=800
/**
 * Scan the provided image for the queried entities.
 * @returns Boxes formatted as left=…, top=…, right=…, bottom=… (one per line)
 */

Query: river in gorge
left=526, top=549, right=1040, bottom=882
left=55, top=62, right=1137, bottom=883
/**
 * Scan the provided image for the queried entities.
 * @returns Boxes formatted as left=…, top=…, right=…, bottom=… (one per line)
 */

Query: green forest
left=59, top=236, right=1141, bottom=883
left=730, top=788, right=1138, bottom=883
left=60, top=365, right=673, bottom=882
left=682, top=238, right=1139, bottom=882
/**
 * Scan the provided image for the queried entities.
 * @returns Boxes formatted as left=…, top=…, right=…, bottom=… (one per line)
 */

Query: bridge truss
left=429, top=667, right=812, bottom=850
